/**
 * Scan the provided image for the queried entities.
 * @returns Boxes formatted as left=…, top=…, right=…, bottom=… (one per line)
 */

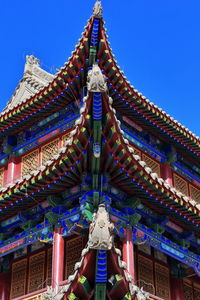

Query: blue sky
left=0, top=0, right=199, bottom=136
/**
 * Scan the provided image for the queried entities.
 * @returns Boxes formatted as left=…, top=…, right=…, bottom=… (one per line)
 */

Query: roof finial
left=93, top=1, right=103, bottom=18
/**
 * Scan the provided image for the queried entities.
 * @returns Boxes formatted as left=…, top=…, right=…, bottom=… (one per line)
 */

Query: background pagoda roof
left=2, top=55, right=54, bottom=114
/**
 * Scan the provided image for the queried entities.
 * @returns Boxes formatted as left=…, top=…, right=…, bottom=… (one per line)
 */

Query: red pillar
left=122, top=229, right=135, bottom=283
left=3, top=156, right=21, bottom=187
left=0, top=273, right=10, bottom=300
left=171, top=278, right=184, bottom=300
left=52, top=228, right=64, bottom=292
left=162, top=163, right=173, bottom=186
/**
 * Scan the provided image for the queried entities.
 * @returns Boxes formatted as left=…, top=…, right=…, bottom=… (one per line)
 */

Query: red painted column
left=0, top=273, right=10, bottom=300
left=52, top=228, right=64, bottom=292
left=122, top=229, right=135, bottom=283
left=171, top=278, right=184, bottom=300
left=162, top=163, right=173, bottom=186
left=3, top=156, right=21, bottom=187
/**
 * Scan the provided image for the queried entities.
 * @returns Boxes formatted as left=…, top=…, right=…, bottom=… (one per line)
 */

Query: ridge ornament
left=88, top=204, right=114, bottom=250
left=87, top=64, right=107, bottom=93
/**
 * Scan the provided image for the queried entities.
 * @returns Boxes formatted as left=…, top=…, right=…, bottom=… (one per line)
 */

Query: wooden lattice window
left=194, top=287, right=200, bottom=300
left=155, top=263, right=171, bottom=300
left=189, top=184, right=200, bottom=204
left=62, top=132, right=71, bottom=146
left=137, top=254, right=154, bottom=294
left=0, top=168, right=4, bottom=189
left=11, top=259, right=27, bottom=299
left=142, top=153, right=161, bottom=177
left=41, top=139, right=59, bottom=165
left=22, top=149, right=39, bottom=177
left=46, top=248, right=52, bottom=286
left=65, top=237, right=84, bottom=278
left=183, top=281, right=193, bottom=300
left=173, top=173, right=189, bottom=196
left=28, top=252, right=45, bottom=293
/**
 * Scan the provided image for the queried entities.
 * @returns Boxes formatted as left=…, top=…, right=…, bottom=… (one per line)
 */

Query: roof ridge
left=99, top=20, right=200, bottom=150
left=102, top=91, right=200, bottom=227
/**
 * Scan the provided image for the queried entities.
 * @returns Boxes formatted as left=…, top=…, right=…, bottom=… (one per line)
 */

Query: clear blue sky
left=0, top=0, right=199, bottom=136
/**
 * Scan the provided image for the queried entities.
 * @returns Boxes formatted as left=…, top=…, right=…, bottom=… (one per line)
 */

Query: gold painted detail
left=22, top=149, right=39, bottom=177
left=41, top=139, right=59, bottom=165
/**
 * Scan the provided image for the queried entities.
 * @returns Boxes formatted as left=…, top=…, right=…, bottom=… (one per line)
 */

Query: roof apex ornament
left=26, top=55, right=40, bottom=66
left=24, top=55, right=40, bottom=75
left=93, top=1, right=103, bottom=18
left=87, top=63, right=107, bottom=93
left=88, top=203, right=114, bottom=250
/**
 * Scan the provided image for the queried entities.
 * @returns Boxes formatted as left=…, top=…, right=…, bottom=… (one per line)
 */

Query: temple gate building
left=0, top=2, right=200, bottom=300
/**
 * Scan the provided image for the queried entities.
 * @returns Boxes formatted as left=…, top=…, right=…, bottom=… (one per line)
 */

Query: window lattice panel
left=190, top=184, right=200, bottom=204
left=155, top=263, right=171, bottom=300
left=22, top=149, right=39, bottom=177
left=65, top=237, right=84, bottom=278
left=28, top=252, right=45, bottom=293
left=183, top=282, right=193, bottom=300
left=41, top=139, right=59, bottom=165
left=46, top=248, right=52, bottom=286
left=142, top=154, right=161, bottom=177
left=194, top=287, right=200, bottom=300
left=137, top=255, right=154, bottom=294
left=11, top=259, right=27, bottom=299
left=0, top=168, right=3, bottom=189
left=173, top=173, right=189, bottom=196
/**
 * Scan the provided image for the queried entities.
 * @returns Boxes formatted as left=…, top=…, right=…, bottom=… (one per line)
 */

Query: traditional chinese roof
left=0, top=3, right=199, bottom=161
left=0, top=67, right=200, bottom=237
left=2, top=55, right=54, bottom=114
